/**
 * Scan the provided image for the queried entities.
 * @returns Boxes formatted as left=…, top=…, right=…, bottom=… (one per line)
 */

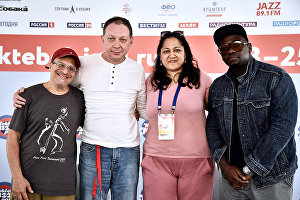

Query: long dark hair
left=151, top=31, right=200, bottom=91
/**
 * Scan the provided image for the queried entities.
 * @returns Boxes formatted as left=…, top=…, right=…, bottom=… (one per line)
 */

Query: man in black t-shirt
left=6, top=48, right=85, bottom=200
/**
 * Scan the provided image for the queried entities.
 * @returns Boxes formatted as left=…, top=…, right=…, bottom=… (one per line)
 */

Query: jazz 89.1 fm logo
left=0, top=115, right=11, bottom=139
left=0, top=182, right=11, bottom=200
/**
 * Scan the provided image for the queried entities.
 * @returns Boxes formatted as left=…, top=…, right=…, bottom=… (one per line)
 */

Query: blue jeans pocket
left=80, top=142, right=96, bottom=154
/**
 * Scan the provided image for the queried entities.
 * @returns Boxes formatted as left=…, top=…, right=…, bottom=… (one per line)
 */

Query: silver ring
left=13, top=195, right=17, bottom=199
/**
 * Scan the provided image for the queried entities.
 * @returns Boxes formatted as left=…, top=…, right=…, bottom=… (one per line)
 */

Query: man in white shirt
left=13, top=17, right=147, bottom=200
left=74, top=16, right=147, bottom=200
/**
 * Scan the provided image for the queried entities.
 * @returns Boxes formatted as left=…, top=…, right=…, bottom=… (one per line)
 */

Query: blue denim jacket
left=206, top=56, right=298, bottom=187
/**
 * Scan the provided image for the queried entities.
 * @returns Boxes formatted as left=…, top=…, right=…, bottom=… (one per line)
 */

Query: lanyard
left=92, top=145, right=102, bottom=200
left=158, top=84, right=181, bottom=114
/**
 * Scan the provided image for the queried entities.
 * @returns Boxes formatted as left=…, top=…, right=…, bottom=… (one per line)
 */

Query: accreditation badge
left=158, top=113, right=175, bottom=140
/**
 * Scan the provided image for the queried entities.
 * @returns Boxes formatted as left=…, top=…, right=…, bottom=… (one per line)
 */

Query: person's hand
left=13, top=87, right=26, bottom=109
left=221, top=164, right=251, bottom=190
left=12, top=175, right=33, bottom=200
left=134, top=109, right=140, bottom=121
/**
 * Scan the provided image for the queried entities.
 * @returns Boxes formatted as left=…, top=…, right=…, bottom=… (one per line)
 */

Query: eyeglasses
left=218, top=41, right=250, bottom=56
left=52, top=62, right=77, bottom=73
left=160, top=30, right=184, bottom=37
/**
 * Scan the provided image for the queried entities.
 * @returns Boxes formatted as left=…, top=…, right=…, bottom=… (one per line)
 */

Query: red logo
left=49, top=22, right=55, bottom=28
left=0, top=182, right=11, bottom=199
left=178, top=23, right=198, bottom=28
left=0, top=115, right=11, bottom=139
left=86, top=23, right=92, bottom=28
left=257, top=2, right=281, bottom=16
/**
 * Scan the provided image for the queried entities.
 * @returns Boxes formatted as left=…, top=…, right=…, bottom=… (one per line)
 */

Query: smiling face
left=160, top=37, right=186, bottom=76
left=101, top=23, right=133, bottom=65
left=220, top=34, right=252, bottom=73
left=49, top=56, right=77, bottom=89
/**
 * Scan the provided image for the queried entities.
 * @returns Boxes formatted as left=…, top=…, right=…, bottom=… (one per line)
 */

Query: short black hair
left=213, top=24, right=248, bottom=46
left=103, top=16, right=133, bottom=37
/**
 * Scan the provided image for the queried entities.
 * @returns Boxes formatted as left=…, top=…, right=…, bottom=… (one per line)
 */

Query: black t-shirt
left=229, top=77, right=246, bottom=169
left=9, top=84, right=85, bottom=196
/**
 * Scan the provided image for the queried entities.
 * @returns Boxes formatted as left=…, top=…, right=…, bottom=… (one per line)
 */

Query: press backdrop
left=0, top=0, right=300, bottom=199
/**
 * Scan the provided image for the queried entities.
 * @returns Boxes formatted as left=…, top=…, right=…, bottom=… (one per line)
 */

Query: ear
left=101, top=35, right=104, bottom=44
left=130, top=37, right=133, bottom=46
left=248, top=43, right=252, bottom=53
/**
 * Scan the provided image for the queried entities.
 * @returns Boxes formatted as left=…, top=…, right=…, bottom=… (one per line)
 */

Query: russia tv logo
left=0, top=182, right=11, bottom=200
left=30, top=22, right=55, bottom=28
left=67, top=22, right=92, bottom=28
left=0, top=115, right=11, bottom=139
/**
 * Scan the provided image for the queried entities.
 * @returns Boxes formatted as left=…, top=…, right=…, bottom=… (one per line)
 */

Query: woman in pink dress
left=142, top=31, right=215, bottom=200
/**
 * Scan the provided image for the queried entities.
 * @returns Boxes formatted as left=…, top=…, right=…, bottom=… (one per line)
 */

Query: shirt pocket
left=245, top=99, right=271, bottom=139
left=211, top=99, right=225, bottom=124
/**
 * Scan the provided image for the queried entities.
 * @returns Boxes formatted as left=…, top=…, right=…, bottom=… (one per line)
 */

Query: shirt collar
left=99, top=52, right=128, bottom=67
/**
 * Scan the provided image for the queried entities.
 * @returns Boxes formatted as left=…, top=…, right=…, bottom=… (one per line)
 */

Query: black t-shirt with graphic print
left=9, top=84, right=85, bottom=196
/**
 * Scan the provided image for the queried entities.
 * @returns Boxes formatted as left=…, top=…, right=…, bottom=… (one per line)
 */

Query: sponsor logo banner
left=0, top=182, right=11, bottom=200
left=178, top=23, right=198, bottom=28
left=122, top=3, right=132, bottom=15
left=0, top=34, right=300, bottom=73
left=0, top=115, right=11, bottom=139
left=67, top=22, right=91, bottom=28
left=30, top=22, right=54, bottom=28
left=76, top=127, right=83, bottom=140
left=203, top=1, right=226, bottom=17
left=0, top=21, right=18, bottom=27
left=256, top=2, right=281, bottom=16
left=160, top=3, right=177, bottom=16
left=138, top=23, right=167, bottom=28
left=273, top=20, right=300, bottom=26
left=54, top=6, right=91, bottom=13
left=209, top=22, right=257, bottom=28
left=0, top=5, right=28, bottom=11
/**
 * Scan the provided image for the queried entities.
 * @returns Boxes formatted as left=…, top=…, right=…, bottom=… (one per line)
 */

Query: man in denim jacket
left=206, top=24, right=298, bottom=200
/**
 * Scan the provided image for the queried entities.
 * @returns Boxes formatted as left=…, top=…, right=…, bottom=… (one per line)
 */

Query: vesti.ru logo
left=138, top=23, right=166, bottom=28
left=0, top=115, right=11, bottom=139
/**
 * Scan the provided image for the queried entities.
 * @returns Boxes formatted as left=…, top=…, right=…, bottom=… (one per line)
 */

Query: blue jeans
left=79, top=142, right=140, bottom=200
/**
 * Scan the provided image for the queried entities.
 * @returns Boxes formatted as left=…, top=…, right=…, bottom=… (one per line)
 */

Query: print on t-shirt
left=37, top=107, right=70, bottom=155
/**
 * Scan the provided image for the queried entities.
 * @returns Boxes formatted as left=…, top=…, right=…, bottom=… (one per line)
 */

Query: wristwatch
left=243, top=166, right=254, bottom=176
